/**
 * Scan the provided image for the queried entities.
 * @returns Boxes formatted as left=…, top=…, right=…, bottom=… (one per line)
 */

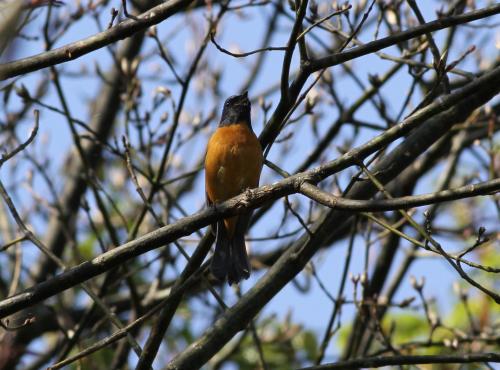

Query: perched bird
left=205, top=92, right=263, bottom=285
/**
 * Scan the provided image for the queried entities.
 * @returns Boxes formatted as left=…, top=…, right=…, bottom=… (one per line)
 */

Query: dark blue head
left=219, top=91, right=251, bottom=128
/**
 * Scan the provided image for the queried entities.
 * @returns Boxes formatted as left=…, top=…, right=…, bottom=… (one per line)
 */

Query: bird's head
left=220, top=91, right=251, bottom=128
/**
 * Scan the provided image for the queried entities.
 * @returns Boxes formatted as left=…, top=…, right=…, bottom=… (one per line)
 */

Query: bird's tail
left=211, top=216, right=251, bottom=285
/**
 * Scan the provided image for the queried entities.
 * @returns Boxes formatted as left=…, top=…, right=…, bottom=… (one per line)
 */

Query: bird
left=205, top=91, right=263, bottom=285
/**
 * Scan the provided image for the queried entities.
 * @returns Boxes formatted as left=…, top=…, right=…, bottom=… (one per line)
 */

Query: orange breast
left=205, top=123, right=263, bottom=235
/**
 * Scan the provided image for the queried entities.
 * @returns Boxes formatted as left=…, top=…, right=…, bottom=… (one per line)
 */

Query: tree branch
left=308, top=4, right=500, bottom=72
left=298, top=353, right=500, bottom=369
left=0, top=0, right=200, bottom=80
left=299, top=179, right=500, bottom=212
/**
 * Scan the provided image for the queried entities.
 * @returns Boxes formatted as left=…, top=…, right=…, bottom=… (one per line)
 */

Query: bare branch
left=298, top=353, right=500, bottom=369
left=0, top=110, right=39, bottom=167
left=0, top=0, right=200, bottom=80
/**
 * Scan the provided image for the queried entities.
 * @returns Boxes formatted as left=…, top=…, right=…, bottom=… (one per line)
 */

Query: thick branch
left=308, top=4, right=500, bottom=72
left=0, top=0, right=198, bottom=80
left=299, top=353, right=500, bottom=370
left=299, top=180, right=500, bottom=212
